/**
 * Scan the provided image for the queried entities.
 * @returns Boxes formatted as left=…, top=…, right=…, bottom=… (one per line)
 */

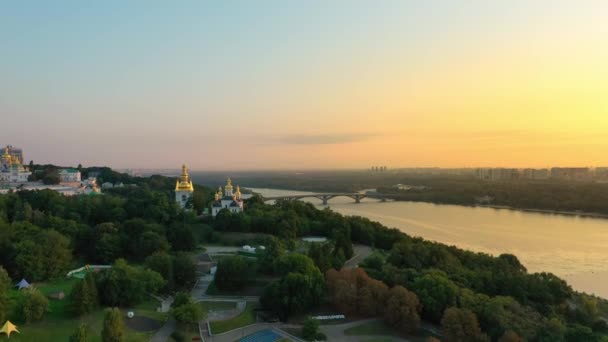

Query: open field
left=5, top=278, right=165, bottom=342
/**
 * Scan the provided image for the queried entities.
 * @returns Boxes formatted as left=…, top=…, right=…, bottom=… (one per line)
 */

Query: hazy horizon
left=2, top=1, right=607, bottom=169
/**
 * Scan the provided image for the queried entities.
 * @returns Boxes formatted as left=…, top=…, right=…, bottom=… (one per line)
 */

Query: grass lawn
left=209, top=302, right=258, bottom=334
left=6, top=289, right=165, bottom=342
left=200, top=301, right=236, bottom=313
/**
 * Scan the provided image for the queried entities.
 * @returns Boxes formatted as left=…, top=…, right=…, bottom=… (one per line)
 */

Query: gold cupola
left=235, top=185, right=242, bottom=200
left=175, top=164, right=194, bottom=192
left=225, top=177, right=233, bottom=191
left=2, top=147, right=11, bottom=163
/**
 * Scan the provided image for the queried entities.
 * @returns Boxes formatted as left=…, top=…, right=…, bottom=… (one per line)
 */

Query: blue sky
left=2, top=1, right=607, bottom=169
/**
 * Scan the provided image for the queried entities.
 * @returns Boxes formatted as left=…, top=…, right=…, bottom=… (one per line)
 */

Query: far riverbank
left=475, top=204, right=608, bottom=219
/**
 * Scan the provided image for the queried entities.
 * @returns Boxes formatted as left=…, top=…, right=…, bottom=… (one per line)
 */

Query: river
left=248, top=188, right=608, bottom=299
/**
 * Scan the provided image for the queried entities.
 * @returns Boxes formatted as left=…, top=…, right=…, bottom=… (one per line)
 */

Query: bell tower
left=175, top=164, right=194, bottom=209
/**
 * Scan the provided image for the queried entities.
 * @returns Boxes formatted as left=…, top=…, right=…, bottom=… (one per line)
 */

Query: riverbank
left=250, top=188, right=608, bottom=299
left=475, top=204, right=608, bottom=219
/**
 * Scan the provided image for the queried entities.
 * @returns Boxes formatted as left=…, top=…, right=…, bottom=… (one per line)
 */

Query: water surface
left=249, top=188, right=608, bottom=298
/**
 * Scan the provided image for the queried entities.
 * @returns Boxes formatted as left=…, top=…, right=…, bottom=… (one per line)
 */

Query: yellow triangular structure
left=0, top=320, right=20, bottom=337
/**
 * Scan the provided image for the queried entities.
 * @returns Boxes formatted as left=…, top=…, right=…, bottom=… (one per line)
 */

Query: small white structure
left=242, top=245, right=256, bottom=253
left=211, top=178, right=244, bottom=217
left=59, top=169, right=81, bottom=182
left=127, top=311, right=135, bottom=319
left=175, top=164, right=194, bottom=210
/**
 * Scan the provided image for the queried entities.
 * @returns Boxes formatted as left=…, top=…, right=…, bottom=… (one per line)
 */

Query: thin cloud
left=279, top=133, right=377, bottom=145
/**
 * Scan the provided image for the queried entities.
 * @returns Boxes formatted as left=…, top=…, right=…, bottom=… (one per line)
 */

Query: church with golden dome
left=0, top=146, right=31, bottom=183
left=211, top=177, right=244, bottom=217
left=175, top=164, right=194, bottom=209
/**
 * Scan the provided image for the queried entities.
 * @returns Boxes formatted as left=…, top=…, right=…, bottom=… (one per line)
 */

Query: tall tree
left=384, top=285, right=421, bottom=334
left=102, top=308, right=125, bottom=342
left=20, top=287, right=49, bottom=323
left=69, top=323, right=89, bottom=342
left=412, top=271, right=459, bottom=322
left=0, top=266, right=10, bottom=323
left=68, top=273, right=98, bottom=316
left=441, top=307, right=489, bottom=342
left=170, top=292, right=203, bottom=324
left=146, top=251, right=174, bottom=293
left=173, top=253, right=196, bottom=291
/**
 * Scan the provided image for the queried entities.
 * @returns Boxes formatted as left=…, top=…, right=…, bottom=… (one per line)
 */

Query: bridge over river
left=262, top=192, right=400, bottom=205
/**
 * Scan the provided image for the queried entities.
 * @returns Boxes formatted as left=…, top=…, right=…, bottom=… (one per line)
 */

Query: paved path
left=344, top=245, right=373, bottom=269
left=150, top=318, right=176, bottom=342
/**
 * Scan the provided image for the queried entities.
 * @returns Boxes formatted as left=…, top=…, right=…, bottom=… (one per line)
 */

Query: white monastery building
left=0, top=146, right=31, bottom=183
left=211, top=177, right=244, bottom=217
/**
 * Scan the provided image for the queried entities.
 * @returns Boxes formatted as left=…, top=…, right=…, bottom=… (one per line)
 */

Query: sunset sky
left=1, top=1, right=607, bottom=169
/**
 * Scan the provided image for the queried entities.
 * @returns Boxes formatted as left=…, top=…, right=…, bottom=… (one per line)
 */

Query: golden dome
left=1, top=147, right=10, bottom=161
left=175, top=164, right=194, bottom=192
left=225, top=177, right=233, bottom=190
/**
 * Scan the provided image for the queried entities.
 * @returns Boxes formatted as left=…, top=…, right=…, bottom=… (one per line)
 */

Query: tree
left=215, top=255, right=254, bottom=291
left=498, top=330, right=523, bottom=342
left=0, top=266, right=11, bottom=323
left=171, top=292, right=203, bottom=324
left=102, top=308, right=125, bottom=342
left=167, top=223, right=196, bottom=251
left=20, top=287, right=49, bottom=323
left=259, top=236, right=285, bottom=274
left=70, top=323, right=89, bottom=342
left=96, top=259, right=164, bottom=306
left=302, top=317, right=320, bottom=341
left=68, top=273, right=98, bottom=316
left=261, top=270, right=324, bottom=320
left=412, top=271, right=459, bottom=322
left=480, top=296, right=543, bottom=341
left=564, top=324, right=597, bottom=342
left=384, top=285, right=421, bottom=334
left=173, top=253, right=196, bottom=291
left=14, top=229, right=72, bottom=281
left=146, top=251, right=174, bottom=293
left=325, top=268, right=388, bottom=317
left=274, top=253, right=318, bottom=277
left=308, top=242, right=333, bottom=273
left=537, top=317, right=566, bottom=342
left=42, top=171, right=60, bottom=185
left=441, top=307, right=489, bottom=342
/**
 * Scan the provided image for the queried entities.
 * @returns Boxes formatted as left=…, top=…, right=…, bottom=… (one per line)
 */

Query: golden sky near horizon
left=1, top=1, right=608, bottom=169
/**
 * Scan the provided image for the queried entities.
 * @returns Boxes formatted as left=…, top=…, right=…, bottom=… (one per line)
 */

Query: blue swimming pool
left=239, top=329, right=282, bottom=342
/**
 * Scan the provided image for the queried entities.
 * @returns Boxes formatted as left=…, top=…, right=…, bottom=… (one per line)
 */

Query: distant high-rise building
left=521, top=168, right=550, bottom=180
left=550, top=167, right=591, bottom=181
left=476, top=168, right=518, bottom=181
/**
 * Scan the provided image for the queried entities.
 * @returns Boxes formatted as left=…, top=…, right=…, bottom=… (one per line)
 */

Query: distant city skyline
left=2, top=1, right=608, bottom=169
